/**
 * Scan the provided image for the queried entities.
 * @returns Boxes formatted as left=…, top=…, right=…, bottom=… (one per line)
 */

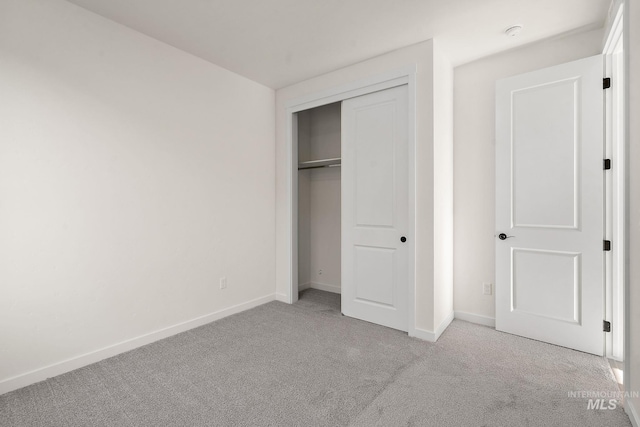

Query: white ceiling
left=65, top=0, right=610, bottom=89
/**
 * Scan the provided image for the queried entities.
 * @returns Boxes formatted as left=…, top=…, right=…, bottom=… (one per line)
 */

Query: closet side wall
left=308, top=104, right=341, bottom=293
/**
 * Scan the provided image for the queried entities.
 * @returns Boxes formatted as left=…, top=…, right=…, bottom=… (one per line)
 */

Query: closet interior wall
left=297, top=102, right=342, bottom=295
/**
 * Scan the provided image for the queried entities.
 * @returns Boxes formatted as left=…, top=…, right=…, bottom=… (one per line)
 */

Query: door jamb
left=284, top=66, right=417, bottom=336
left=603, top=1, right=625, bottom=362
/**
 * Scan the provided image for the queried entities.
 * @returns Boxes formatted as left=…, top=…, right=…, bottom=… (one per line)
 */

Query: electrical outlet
left=220, top=277, right=227, bottom=290
left=483, top=283, right=492, bottom=295
left=318, top=269, right=323, bottom=276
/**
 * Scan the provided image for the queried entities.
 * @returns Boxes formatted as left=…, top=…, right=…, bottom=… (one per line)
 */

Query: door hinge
left=604, top=159, right=611, bottom=170
left=604, top=240, right=611, bottom=251
left=604, top=320, right=611, bottom=333
left=603, top=77, right=611, bottom=89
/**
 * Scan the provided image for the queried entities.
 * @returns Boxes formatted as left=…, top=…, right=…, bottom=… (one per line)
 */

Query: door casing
left=603, top=1, right=625, bottom=362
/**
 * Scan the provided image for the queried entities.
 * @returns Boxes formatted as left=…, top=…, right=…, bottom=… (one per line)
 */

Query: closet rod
left=298, top=158, right=341, bottom=170
left=298, top=164, right=341, bottom=170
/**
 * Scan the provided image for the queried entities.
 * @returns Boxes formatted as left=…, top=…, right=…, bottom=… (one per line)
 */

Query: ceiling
left=65, top=0, right=610, bottom=89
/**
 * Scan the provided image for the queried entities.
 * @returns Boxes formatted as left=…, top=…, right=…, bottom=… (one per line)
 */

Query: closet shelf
left=298, top=158, right=341, bottom=170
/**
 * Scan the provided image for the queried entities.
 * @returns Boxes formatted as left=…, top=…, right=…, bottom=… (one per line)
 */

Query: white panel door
left=495, top=55, right=604, bottom=355
left=341, top=85, right=409, bottom=332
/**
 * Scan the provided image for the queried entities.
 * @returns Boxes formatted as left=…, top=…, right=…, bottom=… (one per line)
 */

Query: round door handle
left=400, top=236, right=407, bottom=243
left=498, top=233, right=514, bottom=240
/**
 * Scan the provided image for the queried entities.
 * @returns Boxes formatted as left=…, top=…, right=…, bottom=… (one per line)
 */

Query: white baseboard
left=0, top=293, right=276, bottom=396
left=410, top=311, right=454, bottom=342
left=627, top=399, right=640, bottom=427
left=309, top=282, right=341, bottom=294
left=275, top=292, right=289, bottom=303
left=298, top=282, right=312, bottom=291
left=454, top=311, right=496, bottom=328
left=434, top=311, right=455, bottom=340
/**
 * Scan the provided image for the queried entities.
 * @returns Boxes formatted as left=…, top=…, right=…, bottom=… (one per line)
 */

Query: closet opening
left=296, top=102, right=342, bottom=305
left=286, top=72, right=415, bottom=333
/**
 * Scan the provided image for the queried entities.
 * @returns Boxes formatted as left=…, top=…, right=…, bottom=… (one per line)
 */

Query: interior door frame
left=284, top=66, right=417, bottom=336
left=603, top=1, right=625, bottom=362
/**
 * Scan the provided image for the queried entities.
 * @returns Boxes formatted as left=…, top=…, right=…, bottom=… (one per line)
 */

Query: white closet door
left=341, top=85, right=409, bottom=332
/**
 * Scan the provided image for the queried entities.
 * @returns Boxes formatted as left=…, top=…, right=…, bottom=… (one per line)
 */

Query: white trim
left=298, top=282, right=312, bottom=291
left=288, top=76, right=409, bottom=114
left=604, top=1, right=625, bottom=54
left=603, top=1, right=625, bottom=362
left=410, top=311, right=454, bottom=342
left=285, top=66, right=418, bottom=335
left=410, top=328, right=438, bottom=342
left=285, top=67, right=416, bottom=112
left=622, top=0, right=631, bottom=406
left=435, top=311, right=455, bottom=340
left=275, top=292, right=289, bottom=303
left=287, top=110, right=299, bottom=305
left=0, top=293, right=276, bottom=396
left=454, top=311, right=496, bottom=328
left=309, top=282, right=341, bottom=294
left=627, top=399, right=640, bottom=427
left=406, top=71, right=417, bottom=339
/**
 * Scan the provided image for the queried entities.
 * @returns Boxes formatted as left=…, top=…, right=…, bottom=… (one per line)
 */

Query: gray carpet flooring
left=0, top=289, right=631, bottom=426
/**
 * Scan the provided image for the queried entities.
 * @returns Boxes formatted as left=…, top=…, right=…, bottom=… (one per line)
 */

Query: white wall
left=625, top=0, right=640, bottom=423
left=453, top=28, right=604, bottom=321
left=433, top=42, right=454, bottom=330
left=306, top=103, right=342, bottom=161
left=305, top=168, right=341, bottom=292
left=276, top=40, right=454, bottom=336
left=0, top=0, right=275, bottom=393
